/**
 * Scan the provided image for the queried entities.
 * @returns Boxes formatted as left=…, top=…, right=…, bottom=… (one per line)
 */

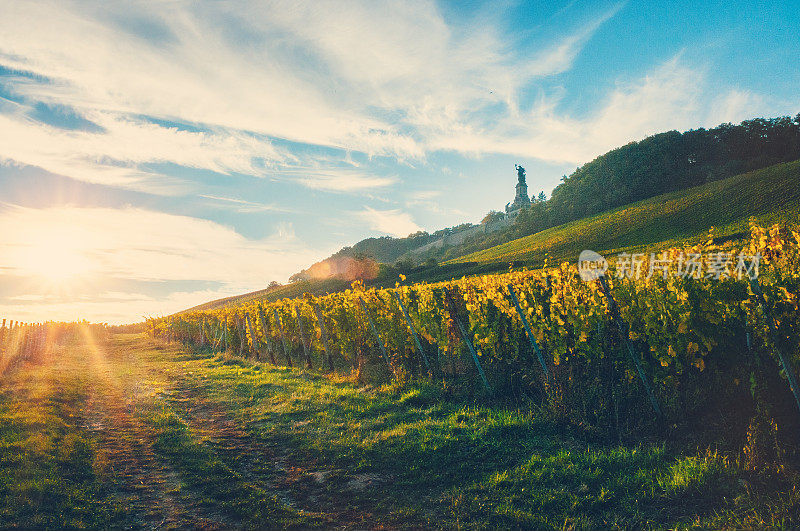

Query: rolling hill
left=185, top=159, right=800, bottom=313
left=449, top=159, right=800, bottom=266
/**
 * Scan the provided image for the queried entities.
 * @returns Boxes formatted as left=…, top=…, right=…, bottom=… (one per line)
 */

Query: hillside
left=451, top=159, right=800, bottom=266
left=543, top=115, right=800, bottom=228
left=292, top=115, right=800, bottom=272
left=184, top=159, right=800, bottom=313
left=179, top=115, right=800, bottom=314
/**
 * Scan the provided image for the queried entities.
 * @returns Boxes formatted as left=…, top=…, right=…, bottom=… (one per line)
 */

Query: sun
left=18, top=230, right=94, bottom=283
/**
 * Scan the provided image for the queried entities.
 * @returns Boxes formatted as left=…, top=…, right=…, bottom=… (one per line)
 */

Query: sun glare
left=18, top=231, right=93, bottom=283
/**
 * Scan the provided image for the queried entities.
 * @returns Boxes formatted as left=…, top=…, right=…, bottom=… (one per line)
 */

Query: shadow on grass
left=166, top=343, right=800, bottom=529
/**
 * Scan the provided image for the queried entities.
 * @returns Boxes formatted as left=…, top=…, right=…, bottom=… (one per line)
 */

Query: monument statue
left=515, top=164, right=526, bottom=185
left=506, top=164, right=531, bottom=217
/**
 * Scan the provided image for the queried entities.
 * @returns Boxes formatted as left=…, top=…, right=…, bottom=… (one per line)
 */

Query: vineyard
left=156, top=222, right=800, bottom=453
left=0, top=320, right=106, bottom=374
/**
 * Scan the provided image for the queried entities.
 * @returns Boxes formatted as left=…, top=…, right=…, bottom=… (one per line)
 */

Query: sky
left=0, top=0, right=798, bottom=324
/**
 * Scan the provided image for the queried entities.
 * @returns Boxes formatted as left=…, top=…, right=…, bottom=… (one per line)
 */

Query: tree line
left=514, top=114, right=800, bottom=237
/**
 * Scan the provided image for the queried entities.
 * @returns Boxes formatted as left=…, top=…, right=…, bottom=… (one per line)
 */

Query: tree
left=546, top=114, right=800, bottom=232
left=394, top=257, right=415, bottom=271
left=288, top=271, right=307, bottom=283
left=481, top=210, right=505, bottom=224
left=537, top=191, right=547, bottom=202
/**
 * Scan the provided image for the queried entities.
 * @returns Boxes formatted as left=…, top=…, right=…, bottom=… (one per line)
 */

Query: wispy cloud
left=199, top=194, right=292, bottom=214
left=293, top=169, right=397, bottom=192
left=428, top=54, right=776, bottom=164
left=0, top=0, right=626, bottom=193
left=409, top=190, right=442, bottom=201
left=0, top=111, right=286, bottom=194
left=0, top=204, right=331, bottom=321
left=355, top=207, right=420, bottom=238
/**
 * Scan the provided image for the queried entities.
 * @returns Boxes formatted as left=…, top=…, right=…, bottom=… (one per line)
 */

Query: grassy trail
left=0, top=331, right=342, bottom=528
left=1, top=331, right=798, bottom=529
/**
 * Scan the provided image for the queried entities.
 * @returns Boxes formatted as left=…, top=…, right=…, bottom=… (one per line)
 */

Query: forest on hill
left=299, top=114, right=800, bottom=274
left=525, top=114, right=800, bottom=233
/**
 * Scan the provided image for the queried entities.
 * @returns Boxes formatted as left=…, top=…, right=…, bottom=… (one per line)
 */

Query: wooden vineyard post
left=245, top=314, right=257, bottom=360
left=236, top=317, right=245, bottom=357
left=358, top=297, right=394, bottom=379
left=313, top=303, right=334, bottom=371
left=442, top=287, right=493, bottom=394
left=737, top=306, right=754, bottom=354
left=750, top=277, right=800, bottom=415
left=200, top=318, right=207, bottom=346
left=597, top=275, right=662, bottom=418
left=212, top=323, right=222, bottom=351
left=24, top=325, right=31, bottom=358
left=392, top=291, right=431, bottom=374
left=273, top=309, right=293, bottom=367
left=506, top=284, right=549, bottom=378
left=258, top=307, right=278, bottom=365
left=296, top=306, right=313, bottom=369
left=223, top=318, right=229, bottom=352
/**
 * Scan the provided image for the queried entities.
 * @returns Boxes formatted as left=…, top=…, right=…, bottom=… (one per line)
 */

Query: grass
left=0, top=339, right=125, bottom=528
left=450, top=159, right=800, bottom=267
left=175, top=341, right=800, bottom=528
left=146, top=405, right=319, bottom=527
left=0, top=331, right=313, bottom=528
left=2, top=332, right=799, bottom=528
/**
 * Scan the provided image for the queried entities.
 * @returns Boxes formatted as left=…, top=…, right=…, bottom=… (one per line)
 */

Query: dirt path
left=78, top=330, right=390, bottom=528
left=69, top=330, right=233, bottom=528
left=0, top=329, right=410, bottom=528
left=165, top=377, right=384, bottom=529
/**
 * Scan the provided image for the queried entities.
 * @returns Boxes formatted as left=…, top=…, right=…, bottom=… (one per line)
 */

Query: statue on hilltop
left=515, top=164, right=526, bottom=185
left=506, top=164, right=531, bottom=217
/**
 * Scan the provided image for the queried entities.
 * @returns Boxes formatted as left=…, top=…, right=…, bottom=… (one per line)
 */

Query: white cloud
left=0, top=1, right=423, bottom=162
left=0, top=0, right=783, bottom=182
left=356, top=207, right=420, bottom=237
left=706, top=89, right=768, bottom=127
left=409, top=190, right=442, bottom=201
left=199, top=194, right=292, bottom=214
left=294, top=169, right=397, bottom=192
left=0, top=0, right=623, bottom=191
left=0, top=110, right=291, bottom=194
left=428, top=55, right=781, bottom=164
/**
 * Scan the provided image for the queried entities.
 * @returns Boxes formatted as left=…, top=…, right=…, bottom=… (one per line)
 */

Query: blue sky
left=0, top=0, right=798, bottom=323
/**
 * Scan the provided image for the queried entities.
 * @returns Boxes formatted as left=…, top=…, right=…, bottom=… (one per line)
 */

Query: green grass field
left=2, top=331, right=799, bottom=528
left=450, top=160, right=800, bottom=267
